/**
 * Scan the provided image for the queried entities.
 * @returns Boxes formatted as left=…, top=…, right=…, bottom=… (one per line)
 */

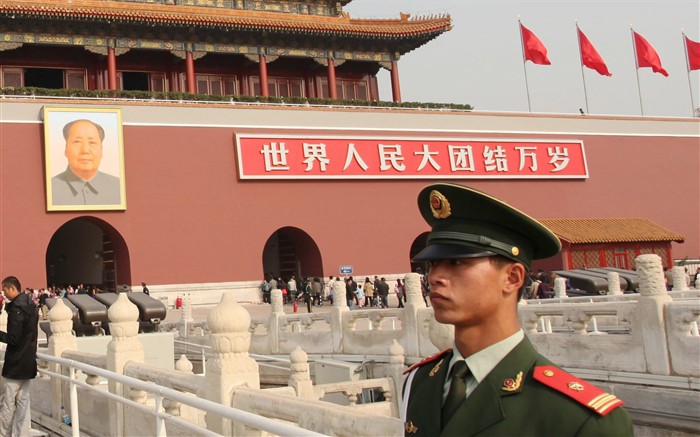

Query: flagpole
left=518, top=16, right=532, bottom=113
left=576, top=21, right=590, bottom=114
left=631, top=26, right=644, bottom=116
left=682, top=29, right=696, bottom=116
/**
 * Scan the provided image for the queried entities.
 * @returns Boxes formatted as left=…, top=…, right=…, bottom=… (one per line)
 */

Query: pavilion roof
left=539, top=218, right=685, bottom=244
left=0, top=0, right=452, bottom=51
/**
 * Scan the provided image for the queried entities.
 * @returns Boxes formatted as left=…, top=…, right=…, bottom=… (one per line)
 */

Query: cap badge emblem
left=429, top=358, right=444, bottom=377
left=511, top=247, right=520, bottom=256
left=429, top=190, right=451, bottom=219
left=502, top=371, right=523, bottom=392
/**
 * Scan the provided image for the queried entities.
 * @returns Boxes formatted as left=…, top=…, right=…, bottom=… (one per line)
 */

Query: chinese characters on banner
left=235, top=135, right=588, bottom=179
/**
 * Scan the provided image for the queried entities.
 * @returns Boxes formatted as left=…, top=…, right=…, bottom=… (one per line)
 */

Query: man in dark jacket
left=0, top=276, right=38, bottom=437
left=376, top=278, right=390, bottom=308
left=345, top=277, right=358, bottom=308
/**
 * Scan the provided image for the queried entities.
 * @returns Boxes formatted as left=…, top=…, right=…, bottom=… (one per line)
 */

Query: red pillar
left=327, top=58, right=337, bottom=99
left=185, top=50, right=196, bottom=94
left=107, top=47, right=117, bottom=90
left=258, top=54, right=269, bottom=97
left=390, top=60, right=402, bottom=103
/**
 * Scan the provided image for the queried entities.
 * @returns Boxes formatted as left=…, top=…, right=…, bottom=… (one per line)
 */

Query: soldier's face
left=427, top=257, right=512, bottom=328
left=65, top=120, right=103, bottom=180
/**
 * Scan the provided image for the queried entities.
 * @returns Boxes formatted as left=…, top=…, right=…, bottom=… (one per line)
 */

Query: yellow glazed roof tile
left=539, top=218, right=685, bottom=244
left=0, top=0, right=452, bottom=38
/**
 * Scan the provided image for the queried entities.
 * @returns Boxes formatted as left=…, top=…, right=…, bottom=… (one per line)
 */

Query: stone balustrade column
left=205, top=292, right=259, bottom=435
left=106, top=293, right=145, bottom=436
left=636, top=254, right=672, bottom=375
left=402, top=273, right=425, bottom=357
left=288, top=346, right=314, bottom=398
left=607, top=272, right=623, bottom=295
left=271, top=289, right=283, bottom=314
left=554, top=277, right=568, bottom=298
left=672, top=266, right=689, bottom=291
left=162, top=355, right=194, bottom=416
left=385, top=340, right=405, bottom=417
left=47, top=299, right=77, bottom=421
left=178, top=292, right=194, bottom=338
left=268, top=289, right=283, bottom=354
left=331, top=280, right=348, bottom=353
left=428, top=315, right=454, bottom=352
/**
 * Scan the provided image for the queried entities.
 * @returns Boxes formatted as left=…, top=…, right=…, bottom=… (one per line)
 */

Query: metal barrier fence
left=36, top=352, right=323, bottom=437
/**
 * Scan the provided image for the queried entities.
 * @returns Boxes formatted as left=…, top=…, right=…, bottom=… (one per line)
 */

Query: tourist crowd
left=260, top=271, right=431, bottom=311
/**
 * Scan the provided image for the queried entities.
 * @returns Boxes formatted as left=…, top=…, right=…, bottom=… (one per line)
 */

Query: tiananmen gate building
left=0, top=0, right=698, bottom=303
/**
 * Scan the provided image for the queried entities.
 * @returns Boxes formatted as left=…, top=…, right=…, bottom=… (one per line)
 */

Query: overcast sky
left=345, top=0, right=700, bottom=117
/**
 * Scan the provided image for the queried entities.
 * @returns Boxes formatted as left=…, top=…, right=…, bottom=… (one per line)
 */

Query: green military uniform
left=403, top=337, right=633, bottom=436
left=405, top=183, right=634, bottom=436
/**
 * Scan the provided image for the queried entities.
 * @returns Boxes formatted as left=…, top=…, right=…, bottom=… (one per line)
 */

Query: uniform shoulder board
left=403, top=348, right=451, bottom=375
left=533, top=366, right=624, bottom=416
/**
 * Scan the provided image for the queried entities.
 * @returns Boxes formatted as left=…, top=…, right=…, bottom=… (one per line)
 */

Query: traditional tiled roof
left=539, top=218, right=685, bottom=244
left=0, top=0, right=452, bottom=40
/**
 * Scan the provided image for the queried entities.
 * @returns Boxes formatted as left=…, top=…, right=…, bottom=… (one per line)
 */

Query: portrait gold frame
left=43, top=107, right=126, bottom=211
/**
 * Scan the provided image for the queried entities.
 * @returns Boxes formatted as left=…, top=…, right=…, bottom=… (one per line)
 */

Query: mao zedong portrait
left=51, top=119, right=122, bottom=206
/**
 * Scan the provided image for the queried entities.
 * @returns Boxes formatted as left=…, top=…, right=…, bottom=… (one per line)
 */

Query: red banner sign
left=235, top=134, right=588, bottom=179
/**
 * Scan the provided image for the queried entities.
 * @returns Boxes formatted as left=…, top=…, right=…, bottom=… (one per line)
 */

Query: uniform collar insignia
left=568, top=381, right=585, bottom=391
left=501, top=371, right=523, bottom=392
left=405, top=421, right=419, bottom=434
left=429, top=358, right=444, bottom=377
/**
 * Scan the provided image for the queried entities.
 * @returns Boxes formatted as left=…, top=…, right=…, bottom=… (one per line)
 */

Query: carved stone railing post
left=607, top=272, right=623, bottom=295
left=672, top=266, right=689, bottom=291
left=405, top=273, right=426, bottom=308
left=428, top=314, right=454, bottom=352
left=636, top=254, right=672, bottom=375
left=331, top=281, right=349, bottom=353
left=48, top=299, right=77, bottom=422
left=288, top=346, right=314, bottom=398
left=385, top=340, right=405, bottom=417
left=162, top=355, right=194, bottom=416
left=554, top=277, right=568, bottom=298
left=520, top=311, right=540, bottom=335
left=268, top=289, right=283, bottom=354
left=205, top=293, right=259, bottom=435
left=178, top=292, right=194, bottom=338
left=564, top=308, right=591, bottom=334
left=271, top=289, right=283, bottom=314
left=106, top=293, right=145, bottom=437
left=403, top=273, right=425, bottom=357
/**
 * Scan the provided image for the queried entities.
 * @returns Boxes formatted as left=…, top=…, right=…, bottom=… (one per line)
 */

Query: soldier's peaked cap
left=412, top=183, right=561, bottom=267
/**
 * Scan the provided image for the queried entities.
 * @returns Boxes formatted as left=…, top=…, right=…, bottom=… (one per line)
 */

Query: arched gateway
left=262, top=227, right=322, bottom=281
left=45, top=217, right=131, bottom=292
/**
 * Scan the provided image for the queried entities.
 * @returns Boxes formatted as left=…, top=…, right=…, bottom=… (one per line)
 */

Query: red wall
left=1, top=112, right=698, bottom=289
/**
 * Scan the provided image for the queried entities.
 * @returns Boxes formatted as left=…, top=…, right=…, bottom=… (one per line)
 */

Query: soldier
left=401, top=183, right=632, bottom=436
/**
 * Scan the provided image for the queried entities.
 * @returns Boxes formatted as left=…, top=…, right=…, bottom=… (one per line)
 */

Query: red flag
left=578, top=28, right=611, bottom=76
left=520, top=23, right=551, bottom=65
left=685, top=35, right=700, bottom=71
left=633, top=31, right=668, bottom=76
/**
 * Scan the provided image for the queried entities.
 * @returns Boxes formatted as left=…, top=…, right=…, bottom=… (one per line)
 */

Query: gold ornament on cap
left=511, top=247, right=520, bottom=256
left=429, top=190, right=451, bottom=219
